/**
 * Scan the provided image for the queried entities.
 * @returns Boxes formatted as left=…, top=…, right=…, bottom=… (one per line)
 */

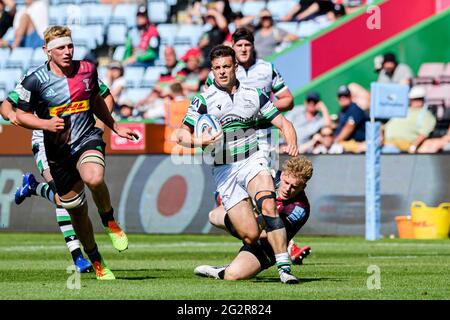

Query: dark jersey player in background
left=1, top=77, right=114, bottom=274
left=195, top=156, right=313, bottom=281
left=15, top=25, right=138, bottom=280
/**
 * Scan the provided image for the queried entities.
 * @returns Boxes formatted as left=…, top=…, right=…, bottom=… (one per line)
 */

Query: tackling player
left=195, top=156, right=313, bottom=280
left=14, top=25, right=138, bottom=280
left=177, top=45, right=300, bottom=284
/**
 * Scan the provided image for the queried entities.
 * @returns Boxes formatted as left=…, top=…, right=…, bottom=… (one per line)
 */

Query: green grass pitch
left=0, top=233, right=449, bottom=300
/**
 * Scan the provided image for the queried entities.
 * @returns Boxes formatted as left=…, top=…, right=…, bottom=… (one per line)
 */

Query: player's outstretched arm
left=273, top=89, right=294, bottom=112
left=271, top=113, right=298, bottom=156
left=91, top=94, right=138, bottom=140
left=16, top=109, right=64, bottom=132
left=94, top=93, right=115, bottom=132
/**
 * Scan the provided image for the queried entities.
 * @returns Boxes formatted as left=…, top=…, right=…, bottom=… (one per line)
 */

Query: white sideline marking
left=0, top=241, right=240, bottom=252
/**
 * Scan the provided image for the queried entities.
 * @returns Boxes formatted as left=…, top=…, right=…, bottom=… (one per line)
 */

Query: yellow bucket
left=410, top=201, right=450, bottom=239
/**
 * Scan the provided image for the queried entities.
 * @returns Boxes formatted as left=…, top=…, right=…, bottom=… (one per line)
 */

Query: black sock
left=70, top=248, right=83, bottom=262
left=218, top=269, right=225, bottom=280
left=85, top=244, right=102, bottom=264
left=99, top=208, right=115, bottom=228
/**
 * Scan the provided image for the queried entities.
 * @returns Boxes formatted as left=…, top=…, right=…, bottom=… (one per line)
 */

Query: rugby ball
left=194, top=114, right=222, bottom=139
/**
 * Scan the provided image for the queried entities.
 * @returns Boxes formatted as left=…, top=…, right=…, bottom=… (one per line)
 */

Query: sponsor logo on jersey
left=45, top=88, right=57, bottom=98
left=49, top=100, right=90, bottom=116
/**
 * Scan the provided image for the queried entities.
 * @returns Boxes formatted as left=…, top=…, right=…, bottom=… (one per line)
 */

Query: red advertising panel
left=110, top=123, right=146, bottom=150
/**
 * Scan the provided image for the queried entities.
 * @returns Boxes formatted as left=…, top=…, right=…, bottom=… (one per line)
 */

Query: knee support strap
left=79, top=152, right=105, bottom=167
left=262, top=215, right=285, bottom=232
left=60, top=190, right=86, bottom=210
left=254, top=190, right=276, bottom=214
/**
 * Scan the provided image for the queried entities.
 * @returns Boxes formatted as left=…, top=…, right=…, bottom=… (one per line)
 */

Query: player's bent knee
left=83, top=174, right=104, bottom=189
left=262, top=215, right=285, bottom=232
left=254, top=191, right=276, bottom=215
left=242, top=231, right=259, bottom=245
left=60, top=190, right=87, bottom=210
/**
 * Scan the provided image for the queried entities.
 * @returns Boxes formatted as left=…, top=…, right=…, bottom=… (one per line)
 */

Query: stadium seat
left=49, top=5, right=68, bottom=25
left=148, top=1, right=169, bottom=24
left=30, top=48, right=47, bottom=69
left=174, top=44, right=191, bottom=61
left=87, top=24, right=105, bottom=48
left=110, top=3, right=138, bottom=27
left=174, top=24, right=204, bottom=46
left=157, top=24, right=178, bottom=45
left=0, top=48, right=10, bottom=69
left=415, top=63, right=445, bottom=85
left=106, top=24, right=128, bottom=46
left=268, top=0, right=298, bottom=21
left=73, top=46, right=89, bottom=60
left=427, top=85, right=450, bottom=108
left=97, top=66, right=108, bottom=83
left=141, top=66, right=166, bottom=87
left=439, top=63, right=450, bottom=84
left=125, top=88, right=151, bottom=104
left=124, top=66, right=146, bottom=88
left=113, top=46, right=126, bottom=62
left=0, top=68, right=24, bottom=92
left=0, top=89, right=6, bottom=102
left=64, top=4, right=86, bottom=25
left=229, top=1, right=242, bottom=13
left=277, top=22, right=299, bottom=35
left=241, top=1, right=266, bottom=17
left=4, top=48, right=33, bottom=70
left=84, top=4, right=113, bottom=26
left=70, top=25, right=97, bottom=50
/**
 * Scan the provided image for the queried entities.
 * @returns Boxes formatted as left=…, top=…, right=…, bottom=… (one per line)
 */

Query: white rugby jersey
left=206, top=59, right=287, bottom=96
left=183, top=81, right=281, bottom=165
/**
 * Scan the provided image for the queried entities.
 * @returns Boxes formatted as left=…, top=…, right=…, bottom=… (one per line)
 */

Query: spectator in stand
left=123, top=5, right=160, bottom=68
left=0, top=0, right=15, bottom=48
left=310, top=126, right=344, bottom=154
left=349, top=53, right=414, bottom=110
left=282, top=0, right=335, bottom=23
left=104, top=61, right=126, bottom=112
left=10, top=0, right=48, bottom=49
left=417, top=126, right=450, bottom=153
left=198, top=8, right=228, bottom=67
left=116, top=97, right=136, bottom=121
left=136, top=46, right=184, bottom=113
left=334, top=85, right=366, bottom=153
left=254, top=9, right=299, bottom=58
left=176, top=48, right=202, bottom=98
left=187, top=0, right=235, bottom=24
left=326, top=2, right=346, bottom=22
left=377, top=52, right=413, bottom=85
left=284, top=91, right=331, bottom=152
left=383, top=86, right=436, bottom=154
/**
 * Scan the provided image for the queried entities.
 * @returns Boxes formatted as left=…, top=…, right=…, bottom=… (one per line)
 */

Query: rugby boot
left=104, top=221, right=129, bottom=252
left=14, top=172, right=38, bottom=205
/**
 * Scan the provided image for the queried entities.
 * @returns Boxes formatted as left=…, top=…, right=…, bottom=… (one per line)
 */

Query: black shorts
left=48, top=128, right=106, bottom=196
left=239, top=239, right=275, bottom=271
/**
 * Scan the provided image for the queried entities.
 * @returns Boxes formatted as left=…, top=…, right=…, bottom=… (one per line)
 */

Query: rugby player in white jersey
left=177, top=45, right=300, bottom=284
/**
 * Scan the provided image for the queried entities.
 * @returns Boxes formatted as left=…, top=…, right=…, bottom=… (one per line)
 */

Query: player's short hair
left=232, top=27, right=254, bottom=45
left=210, top=45, right=235, bottom=64
left=282, top=156, right=313, bottom=186
left=43, top=25, right=72, bottom=45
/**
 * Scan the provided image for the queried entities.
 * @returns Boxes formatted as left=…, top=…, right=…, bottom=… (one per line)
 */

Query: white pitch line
left=0, top=241, right=241, bottom=252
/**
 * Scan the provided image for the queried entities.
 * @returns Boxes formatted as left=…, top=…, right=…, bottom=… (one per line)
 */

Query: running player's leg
left=247, top=170, right=297, bottom=284
left=76, top=146, right=128, bottom=252
left=226, top=199, right=260, bottom=246
left=58, top=179, right=114, bottom=280
left=208, top=205, right=227, bottom=230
